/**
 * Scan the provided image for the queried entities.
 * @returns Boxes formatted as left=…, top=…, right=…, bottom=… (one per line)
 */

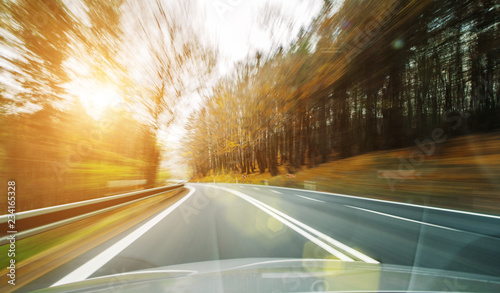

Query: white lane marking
left=51, top=186, right=196, bottom=287
left=218, top=183, right=500, bottom=219
left=197, top=184, right=379, bottom=263
left=253, top=187, right=260, bottom=191
left=215, top=187, right=354, bottom=262
left=270, top=190, right=282, bottom=194
left=295, top=194, right=326, bottom=203
left=346, top=205, right=460, bottom=232
left=241, top=199, right=379, bottom=264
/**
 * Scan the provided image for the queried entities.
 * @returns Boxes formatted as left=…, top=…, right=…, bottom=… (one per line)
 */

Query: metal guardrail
left=0, top=184, right=184, bottom=245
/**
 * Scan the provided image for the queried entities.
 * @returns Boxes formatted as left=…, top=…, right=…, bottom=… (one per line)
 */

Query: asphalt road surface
left=20, top=183, right=500, bottom=292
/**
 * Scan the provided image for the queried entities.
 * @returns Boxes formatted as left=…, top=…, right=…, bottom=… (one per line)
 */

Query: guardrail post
left=304, top=181, right=316, bottom=191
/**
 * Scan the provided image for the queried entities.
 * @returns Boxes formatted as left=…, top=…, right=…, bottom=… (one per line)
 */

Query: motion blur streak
left=51, top=186, right=196, bottom=287
left=0, top=0, right=499, bottom=291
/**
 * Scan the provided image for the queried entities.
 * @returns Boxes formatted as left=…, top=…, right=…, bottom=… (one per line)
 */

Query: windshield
left=0, top=0, right=499, bottom=292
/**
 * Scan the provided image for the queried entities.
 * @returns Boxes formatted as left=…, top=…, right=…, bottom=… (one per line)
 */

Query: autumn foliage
left=184, top=0, right=500, bottom=181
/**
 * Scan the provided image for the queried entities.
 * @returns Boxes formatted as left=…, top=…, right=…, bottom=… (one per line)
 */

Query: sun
left=71, top=79, right=122, bottom=119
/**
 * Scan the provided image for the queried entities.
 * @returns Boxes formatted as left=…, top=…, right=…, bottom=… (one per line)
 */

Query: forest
left=183, top=0, right=500, bottom=179
left=0, top=0, right=213, bottom=210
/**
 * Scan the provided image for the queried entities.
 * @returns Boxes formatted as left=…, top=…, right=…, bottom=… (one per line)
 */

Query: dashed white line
left=345, top=205, right=460, bottom=232
left=270, top=190, right=282, bottom=194
left=51, top=186, right=197, bottom=287
left=232, top=184, right=500, bottom=220
left=216, top=186, right=379, bottom=264
left=217, top=187, right=353, bottom=262
left=253, top=187, right=260, bottom=190
left=254, top=203, right=379, bottom=264
left=295, top=194, right=326, bottom=203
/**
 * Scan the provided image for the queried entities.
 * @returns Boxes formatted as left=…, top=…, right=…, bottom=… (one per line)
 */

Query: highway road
left=19, top=183, right=500, bottom=292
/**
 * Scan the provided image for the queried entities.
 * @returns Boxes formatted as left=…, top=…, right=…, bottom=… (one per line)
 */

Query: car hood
left=34, top=258, right=500, bottom=292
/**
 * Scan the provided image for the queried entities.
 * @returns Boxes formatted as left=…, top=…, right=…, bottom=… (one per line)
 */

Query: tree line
left=183, top=0, right=500, bottom=178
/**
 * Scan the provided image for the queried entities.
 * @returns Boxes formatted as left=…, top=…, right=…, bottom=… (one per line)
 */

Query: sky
left=202, top=0, right=323, bottom=69
left=162, top=0, right=324, bottom=139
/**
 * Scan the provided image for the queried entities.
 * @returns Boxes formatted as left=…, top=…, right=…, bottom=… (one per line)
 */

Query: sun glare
left=72, top=79, right=122, bottom=119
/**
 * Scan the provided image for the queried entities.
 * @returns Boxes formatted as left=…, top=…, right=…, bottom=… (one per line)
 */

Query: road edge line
left=51, top=186, right=196, bottom=287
